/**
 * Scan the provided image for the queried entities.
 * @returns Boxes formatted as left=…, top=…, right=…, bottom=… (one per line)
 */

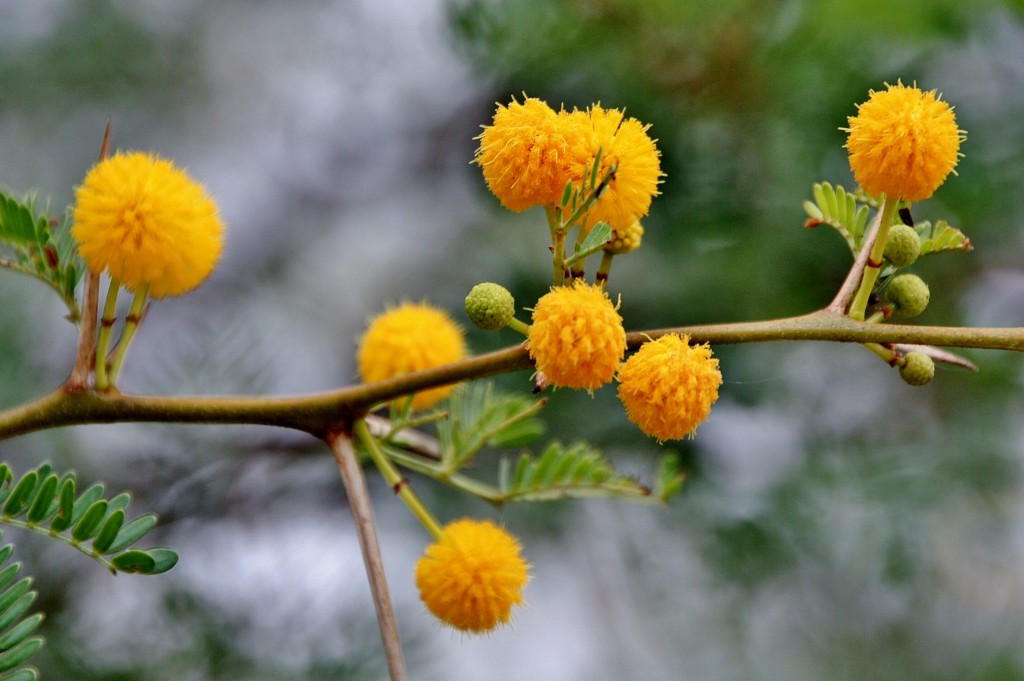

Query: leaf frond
left=0, top=191, right=84, bottom=323
left=496, top=440, right=660, bottom=503
left=0, top=463, right=177, bottom=576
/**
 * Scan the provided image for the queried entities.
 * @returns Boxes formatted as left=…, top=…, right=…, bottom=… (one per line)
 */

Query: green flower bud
left=887, top=273, right=930, bottom=317
left=884, top=223, right=921, bottom=268
left=465, top=282, right=516, bottom=331
left=900, top=351, right=935, bottom=386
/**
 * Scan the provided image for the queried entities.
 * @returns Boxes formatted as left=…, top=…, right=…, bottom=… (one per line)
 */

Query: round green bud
left=899, top=351, right=935, bottom=387
left=884, top=223, right=922, bottom=268
left=887, top=273, right=930, bottom=318
left=465, top=282, right=516, bottom=331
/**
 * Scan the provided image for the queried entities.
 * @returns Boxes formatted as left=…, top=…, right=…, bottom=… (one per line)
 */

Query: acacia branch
left=1, top=310, right=1022, bottom=441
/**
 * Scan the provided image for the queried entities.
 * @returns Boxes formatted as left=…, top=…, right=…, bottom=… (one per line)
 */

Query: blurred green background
left=3, top=0, right=1024, bottom=679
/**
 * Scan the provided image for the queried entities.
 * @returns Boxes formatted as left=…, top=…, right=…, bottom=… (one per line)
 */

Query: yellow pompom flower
left=527, top=280, right=626, bottom=391
left=357, top=302, right=467, bottom=410
left=415, top=518, right=530, bottom=633
left=475, top=97, right=591, bottom=212
left=844, top=82, right=965, bottom=202
left=616, top=334, right=722, bottom=442
left=72, top=151, right=224, bottom=299
left=571, top=104, right=662, bottom=232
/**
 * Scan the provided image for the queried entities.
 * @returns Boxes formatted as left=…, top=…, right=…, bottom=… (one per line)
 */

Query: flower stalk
left=354, top=419, right=444, bottom=540
left=94, top=281, right=121, bottom=390
left=848, top=196, right=898, bottom=321
left=107, top=286, right=148, bottom=385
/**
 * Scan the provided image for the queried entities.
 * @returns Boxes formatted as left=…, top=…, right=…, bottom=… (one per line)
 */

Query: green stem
left=107, top=286, right=149, bottom=385
left=354, top=419, right=444, bottom=539
left=863, top=342, right=897, bottom=364
left=506, top=317, right=530, bottom=336
left=94, top=281, right=121, bottom=391
left=385, top=448, right=504, bottom=503
left=1, top=516, right=115, bottom=571
left=849, top=196, right=898, bottom=321
left=596, top=251, right=614, bottom=288
left=546, top=206, right=566, bottom=286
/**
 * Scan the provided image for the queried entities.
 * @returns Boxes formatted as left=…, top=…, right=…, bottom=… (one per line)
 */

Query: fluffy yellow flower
left=571, top=104, right=662, bottom=232
left=527, top=280, right=626, bottom=391
left=475, top=97, right=591, bottom=212
left=844, top=82, right=964, bottom=202
left=415, top=518, right=530, bottom=633
left=72, top=151, right=224, bottom=299
left=616, top=334, right=722, bottom=441
left=357, top=302, right=467, bottom=410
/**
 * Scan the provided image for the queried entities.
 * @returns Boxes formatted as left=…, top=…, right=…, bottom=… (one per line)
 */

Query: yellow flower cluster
left=415, top=518, right=530, bottom=633
left=476, top=96, right=662, bottom=234
left=616, top=334, right=722, bottom=442
left=527, top=281, right=626, bottom=391
left=475, top=98, right=591, bottom=212
left=845, top=82, right=964, bottom=202
left=72, top=152, right=224, bottom=299
left=357, top=302, right=467, bottom=410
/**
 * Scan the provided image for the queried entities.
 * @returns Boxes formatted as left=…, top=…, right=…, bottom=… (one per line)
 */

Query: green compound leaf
left=497, top=441, right=660, bottom=503
left=803, top=181, right=870, bottom=254
left=0, top=463, right=176, bottom=574
left=0, top=191, right=84, bottom=323
left=916, top=219, right=973, bottom=256
left=436, top=382, right=546, bottom=471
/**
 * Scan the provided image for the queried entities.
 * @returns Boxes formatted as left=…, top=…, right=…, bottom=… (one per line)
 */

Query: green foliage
left=0, top=464, right=179, bottom=681
left=0, top=538, right=43, bottom=681
left=0, top=192, right=83, bottom=323
left=803, top=182, right=871, bottom=253
left=0, top=463, right=176, bottom=575
left=380, top=382, right=682, bottom=504
left=499, top=440, right=682, bottom=503
left=916, top=218, right=973, bottom=257
left=435, top=382, right=547, bottom=471
left=565, top=221, right=612, bottom=269
left=803, top=182, right=972, bottom=261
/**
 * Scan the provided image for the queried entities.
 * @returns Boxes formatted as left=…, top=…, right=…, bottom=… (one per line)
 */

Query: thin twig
left=67, top=270, right=99, bottom=392
left=365, top=414, right=441, bottom=460
left=326, top=429, right=407, bottom=681
left=67, top=122, right=112, bottom=391
left=826, top=206, right=882, bottom=315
